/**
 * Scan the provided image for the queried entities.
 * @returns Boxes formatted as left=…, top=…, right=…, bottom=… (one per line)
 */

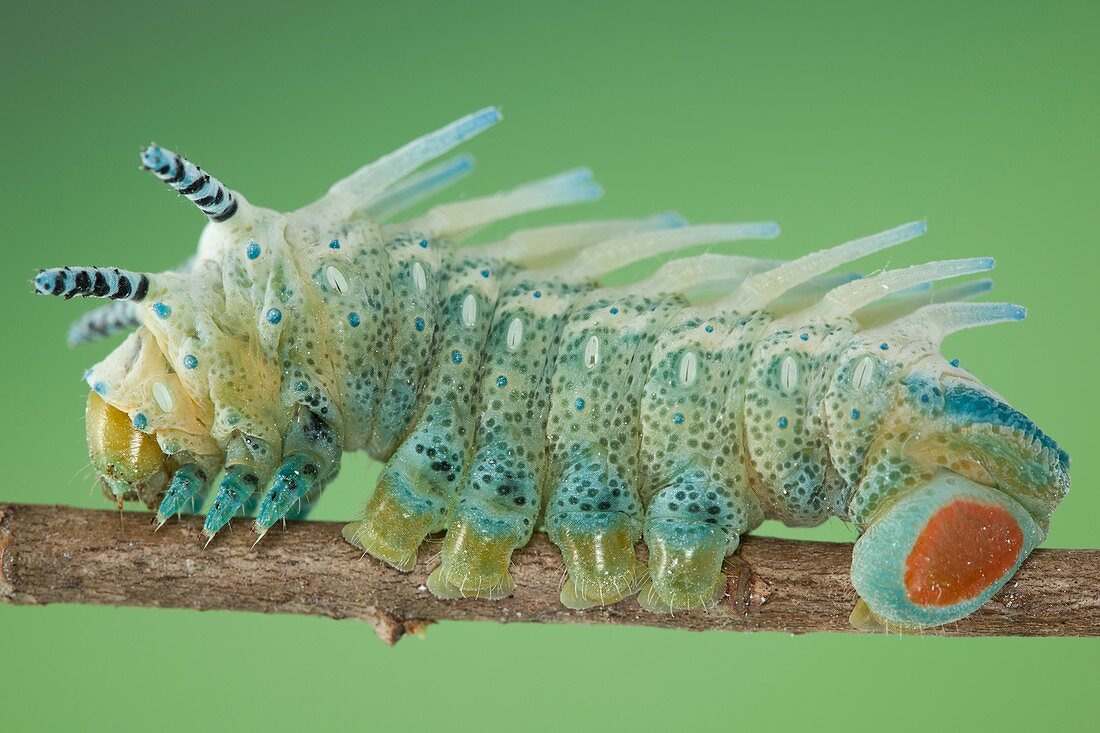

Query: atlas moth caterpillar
left=34, top=107, right=1070, bottom=630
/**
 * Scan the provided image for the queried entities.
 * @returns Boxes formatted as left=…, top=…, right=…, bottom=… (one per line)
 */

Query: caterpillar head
left=825, top=303, right=1070, bottom=628
left=33, top=143, right=258, bottom=509
left=32, top=109, right=515, bottom=517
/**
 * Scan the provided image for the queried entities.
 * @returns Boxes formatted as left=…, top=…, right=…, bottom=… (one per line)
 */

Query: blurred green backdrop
left=2, top=1, right=1097, bottom=730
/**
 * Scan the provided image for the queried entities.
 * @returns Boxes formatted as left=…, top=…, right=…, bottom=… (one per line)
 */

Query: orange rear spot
left=904, top=499, right=1023, bottom=607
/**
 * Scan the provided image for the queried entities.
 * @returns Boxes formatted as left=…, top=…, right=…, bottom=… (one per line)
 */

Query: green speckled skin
left=39, top=111, right=1070, bottom=629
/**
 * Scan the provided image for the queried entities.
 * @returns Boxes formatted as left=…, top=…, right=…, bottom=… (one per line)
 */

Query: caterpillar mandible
left=34, top=108, right=1070, bottom=630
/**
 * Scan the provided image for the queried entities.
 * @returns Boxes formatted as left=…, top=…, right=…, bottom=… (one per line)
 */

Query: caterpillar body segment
left=34, top=110, right=1070, bottom=630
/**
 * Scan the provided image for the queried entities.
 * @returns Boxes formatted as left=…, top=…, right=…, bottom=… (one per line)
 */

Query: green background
left=2, top=1, right=1097, bottom=730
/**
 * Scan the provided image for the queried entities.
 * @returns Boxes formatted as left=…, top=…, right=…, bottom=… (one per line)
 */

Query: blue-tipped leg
left=253, top=454, right=322, bottom=536
left=202, top=464, right=260, bottom=541
left=155, top=464, right=210, bottom=529
left=250, top=409, right=341, bottom=542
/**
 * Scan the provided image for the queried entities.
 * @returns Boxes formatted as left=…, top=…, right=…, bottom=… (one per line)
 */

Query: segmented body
left=34, top=108, right=1070, bottom=628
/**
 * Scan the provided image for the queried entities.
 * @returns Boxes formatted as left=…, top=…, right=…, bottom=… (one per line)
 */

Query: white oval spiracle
left=325, top=265, right=349, bottom=294
left=780, top=355, right=799, bottom=393
left=851, top=355, right=876, bottom=390
left=507, top=318, right=524, bottom=350
left=462, top=294, right=478, bottom=327
left=679, top=352, right=698, bottom=386
left=584, top=335, right=600, bottom=369
left=151, top=381, right=175, bottom=412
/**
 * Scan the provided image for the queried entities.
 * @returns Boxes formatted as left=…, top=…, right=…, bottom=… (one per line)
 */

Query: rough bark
left=1, top=503, right=1096, bottom=642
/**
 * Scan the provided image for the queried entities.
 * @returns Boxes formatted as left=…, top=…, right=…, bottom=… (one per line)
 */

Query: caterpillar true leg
left=254, top=409, right=342, bottom=539
left=203, top=435, right=277, bottom=541
left=155, top=464, right=214, bottom=528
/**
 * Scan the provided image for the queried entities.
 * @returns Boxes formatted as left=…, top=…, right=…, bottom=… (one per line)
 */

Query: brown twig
left=1, top=503, right=1096, bottom=642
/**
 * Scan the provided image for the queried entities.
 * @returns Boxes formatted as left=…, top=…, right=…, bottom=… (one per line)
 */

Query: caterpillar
left=33, top=108, right=1070, bottom=630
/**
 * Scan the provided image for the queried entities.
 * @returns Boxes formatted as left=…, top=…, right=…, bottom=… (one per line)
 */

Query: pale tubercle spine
left=364, top=154, right=476, bottom=220
left=326, top=106, right=501, bottom=206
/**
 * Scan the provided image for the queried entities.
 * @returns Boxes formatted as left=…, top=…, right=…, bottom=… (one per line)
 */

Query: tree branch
left=1, top=503, right=1096, bottom=642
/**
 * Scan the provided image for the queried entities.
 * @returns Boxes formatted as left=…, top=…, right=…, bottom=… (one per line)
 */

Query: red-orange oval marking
left=904, top=499, right=1023, bottom=607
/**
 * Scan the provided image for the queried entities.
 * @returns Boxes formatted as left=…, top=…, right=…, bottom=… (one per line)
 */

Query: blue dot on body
left=778, top=416, right=788, bottom=429
left=481, top=269, right=490, bottom=278
left=496, top=375, right=508, bottom=388
left=533, top=291, right=542, bottom=298
left=451, top=350, right=463, bottom=364
left=132, top=413, right=147, bottom=430
left=295, top=381, right=308, bottom=392
left=246, top=242, right=261, bottom=260
left=183, top=354, right=198, bottom=370
left=414, top=317, right=425, bottom=332
left=950, top=358, right=960, bottom=367
left=419, top=239, right=428, bottom=248
left=329, top=239, right=341, bottom=249
left=879, top=343, right=889, bottom=351
left=851, top=409, right=861, bottom=420
left=266, top=308, right=282, bottom=324
left=348, top=312, right=361, bottom=327
left=93, top=381, right=106, bottom=395
left=704, top=324, right=714, bottom=333
left=575, top=398, right=585, bottom=410
left=800, top=333, right=809, bottom=341
left=152, top=302, right=171, bottom=319
left=610, top=307, right=619, bottom=315
left=673, top=412, right=685, bottom=425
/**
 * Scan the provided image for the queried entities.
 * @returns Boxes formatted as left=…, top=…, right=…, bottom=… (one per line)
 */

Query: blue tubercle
left=152, top=302, right=171, bottom=319
left=183, top=354, right=198, bottom=370
left=266, top=308, right=283, bottom=324
left=348, top=312, right=361, bottom=327
left=247, top=242, right=261, bottom=260
left=329, top=239, right=341, bottom=249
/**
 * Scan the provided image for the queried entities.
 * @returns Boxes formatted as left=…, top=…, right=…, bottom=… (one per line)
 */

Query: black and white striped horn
left=140, top=144, right=238, bottom=222
left=33, top=267, right=151, bottom=301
